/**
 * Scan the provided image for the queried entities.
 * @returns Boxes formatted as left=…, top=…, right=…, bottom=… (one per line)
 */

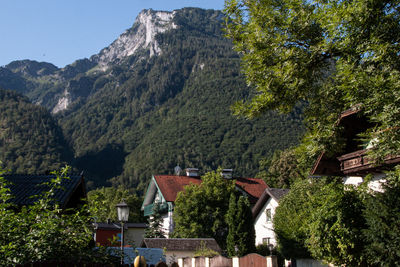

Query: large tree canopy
left=172, top=169, right=236, bottom=249
left=87, top=186, right=145, bottom=223
left=224, top=0, right=400, bottom=158
left=274, top=178, right=365, bottom=265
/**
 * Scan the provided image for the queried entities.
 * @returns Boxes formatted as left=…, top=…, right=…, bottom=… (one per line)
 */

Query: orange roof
left=153, top=175, right=267, bottom=204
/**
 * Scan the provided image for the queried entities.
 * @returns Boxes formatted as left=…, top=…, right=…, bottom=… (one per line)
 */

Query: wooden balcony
left=337, top=149, right=400, bottom=175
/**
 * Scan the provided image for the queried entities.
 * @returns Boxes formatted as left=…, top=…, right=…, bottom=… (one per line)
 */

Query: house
left=141, top=168, right=268, bottom=237
left=252, top=188, right=289, bottom=247
left=141, top=238, right=221, bottom=265
left=311, top=107, right=400, bottom=191
left=93, top=222, right=147, bottom=247
left=4, top=174, right=86, bottom=209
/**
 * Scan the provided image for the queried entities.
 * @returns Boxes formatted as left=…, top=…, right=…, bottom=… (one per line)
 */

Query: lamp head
left=116, top=200, right=130, bottom=222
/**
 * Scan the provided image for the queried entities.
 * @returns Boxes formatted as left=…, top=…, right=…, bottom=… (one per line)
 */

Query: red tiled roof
left=235, top=177, right=268, bottom=203
left=154, top=175, right=202, bottom=202
left=153, top=175, right=267, bottom=203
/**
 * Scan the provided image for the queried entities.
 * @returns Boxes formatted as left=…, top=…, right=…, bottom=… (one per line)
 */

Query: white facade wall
left=343, top=173, right=386, bottom=192
left=254, top=197, right=279, bottom=246
left=161, top=210, right=174, bottom=238
left=125, top=228, right=146, bottom=247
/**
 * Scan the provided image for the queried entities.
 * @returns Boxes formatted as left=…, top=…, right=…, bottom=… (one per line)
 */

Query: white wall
left=125, top=228, right=146, bottom=247
left=343, top=173, right=386, bottom=192
left=254, top=197, right=279, bottom=246
left=161, top=210, right=174, bottom=237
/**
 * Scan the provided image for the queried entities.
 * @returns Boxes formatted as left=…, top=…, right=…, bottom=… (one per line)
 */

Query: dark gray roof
left=267, top=188, right=290, bottom=201
left=4, top=174, right=86, bottom=208
left=252, top=188, right=290, bottom=218
left=94, top=222, right=147, bottom=230
left=141, top=238, right=221, bottom=252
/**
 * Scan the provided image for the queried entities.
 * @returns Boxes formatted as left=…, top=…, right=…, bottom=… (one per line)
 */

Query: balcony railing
left=337, top=149, right=400, bottom=175
left=143, top=202, right=168, bottom=216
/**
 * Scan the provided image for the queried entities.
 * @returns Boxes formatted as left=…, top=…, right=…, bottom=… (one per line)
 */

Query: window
left=266, top=208, right=272, bottom=222
left=262, top=237, right=271, bottom=244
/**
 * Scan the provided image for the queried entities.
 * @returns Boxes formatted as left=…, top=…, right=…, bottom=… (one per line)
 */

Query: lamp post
left=116, top=200, right=129, bottom=265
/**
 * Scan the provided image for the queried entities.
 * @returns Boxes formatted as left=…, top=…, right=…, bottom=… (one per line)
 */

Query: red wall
left=95, top=229, right=121, bottom=246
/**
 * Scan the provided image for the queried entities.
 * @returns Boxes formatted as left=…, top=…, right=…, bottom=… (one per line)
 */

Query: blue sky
left=0, top=0, right=226, bottom=68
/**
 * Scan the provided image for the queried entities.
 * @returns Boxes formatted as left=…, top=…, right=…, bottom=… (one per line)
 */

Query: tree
left=257, top=147, right=307, bottom=188
left=144, top=202, right=166, bottom=238
left=0, top=166, right=118, bottom=265
left=273, top=179, right=316, bottom=259
left=87, top=186, right=145, bottom=223
left=306, top=182, right=366, bottom=266
left=224, top=0, right=400, bottom=159
left=172, top=169, right=236, bottom=249
left=362, top=167, right=400, bottom=266
left=226, top=193, right=256, bottom=257
left=274, top=178, right=366, bottom=265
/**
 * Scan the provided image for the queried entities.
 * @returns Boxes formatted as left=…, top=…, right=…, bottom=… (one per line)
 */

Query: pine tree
left=144, top=202, right=166, bottom=238
left=226, top=193, right=256, bottom=257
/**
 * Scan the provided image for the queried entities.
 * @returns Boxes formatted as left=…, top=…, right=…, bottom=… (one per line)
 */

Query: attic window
left=266, top=209, right=272, bottom=222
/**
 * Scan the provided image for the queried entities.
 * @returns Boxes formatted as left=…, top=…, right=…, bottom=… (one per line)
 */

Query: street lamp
left=116, top=200, right=130, bottom=265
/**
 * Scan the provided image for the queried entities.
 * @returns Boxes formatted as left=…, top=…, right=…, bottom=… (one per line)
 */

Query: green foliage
left=224, top=0, right=400, bottom=160
left=257, top=147, right=307, bottom=188
left=87, top=186, right=145, bottom=223
left=275, top=178, right=366, bottom=265
left=226, top=193, right=256, bottom=257
left=0, top=166, right=118, bottom=265
left=144, top=202, right=166, bottom=238
left=172, top=169, right=236, bottom=249
left=273, top=179, right=316, bottom=259
left=306, top=182, right=366, bottom=266
left=193, top=241, right=220, bottom=257
left=0, top=89, right=72, bottom=174
left=362, top=167, right=400, bottom=266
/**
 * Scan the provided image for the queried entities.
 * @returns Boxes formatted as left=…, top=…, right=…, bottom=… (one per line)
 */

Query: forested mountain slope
left=0, top=89, right=72, bottom=173
left=0, top=8, right=304, bottom=191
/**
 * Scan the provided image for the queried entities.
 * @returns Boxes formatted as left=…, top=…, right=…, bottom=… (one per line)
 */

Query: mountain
left=0, top=89, right=72, bottom=173
left=0, top=8, right=304, bottom=191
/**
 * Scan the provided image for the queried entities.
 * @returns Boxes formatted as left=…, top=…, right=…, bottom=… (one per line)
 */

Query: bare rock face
left=52, top=90, right=70, bottom=114
left=52, top=9, right=177, bottom=113
left=91, top=9, right=177, bottom=70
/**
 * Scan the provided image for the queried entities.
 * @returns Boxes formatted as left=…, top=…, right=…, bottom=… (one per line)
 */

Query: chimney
left=221, top=169, right=233, bottom=179
left=185, top=168, right=199, bottom=177
left=174, top=165, right=182, bottom=176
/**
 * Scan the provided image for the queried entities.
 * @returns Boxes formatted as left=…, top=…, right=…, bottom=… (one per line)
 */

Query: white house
left=141, top=168, right=268, bottom=237
left=252, top=188, right=289, bottom=247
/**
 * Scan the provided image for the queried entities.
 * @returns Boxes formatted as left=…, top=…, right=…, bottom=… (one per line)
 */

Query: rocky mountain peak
left=91, top=9, right=177, bottom=70
left=5, top=60, right=58, bottom=78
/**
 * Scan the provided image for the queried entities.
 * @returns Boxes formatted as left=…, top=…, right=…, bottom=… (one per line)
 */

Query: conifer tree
left=226, top=193, right=256, bottom=257
left=144, top=202, right=166, bottom=238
